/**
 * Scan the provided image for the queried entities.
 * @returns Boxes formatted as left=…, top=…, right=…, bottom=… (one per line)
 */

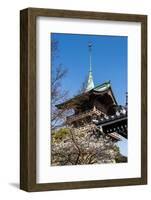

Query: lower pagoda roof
left=56, top=81, right=117, bottom=110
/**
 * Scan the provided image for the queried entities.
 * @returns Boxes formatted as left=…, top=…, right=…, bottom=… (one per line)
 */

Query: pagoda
left=56, top=43, right=122, bottom=141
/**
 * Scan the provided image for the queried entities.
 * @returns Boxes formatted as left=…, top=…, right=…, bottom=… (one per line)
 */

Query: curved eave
left=109, top=87, right=118, bottom=105
left=56, top=82, right=118, bottom=109
left=56, top=92, right=90, bottom=109
left=93, top=82, right=111, bottom=92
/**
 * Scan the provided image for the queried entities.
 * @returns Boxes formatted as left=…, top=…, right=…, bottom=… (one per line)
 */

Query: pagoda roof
left=56, top=81, right=117, bottom=109
left=93, top=81, right=111, bottom=92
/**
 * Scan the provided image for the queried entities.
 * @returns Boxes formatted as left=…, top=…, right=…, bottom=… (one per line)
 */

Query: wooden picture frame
left=20, top=7, right=147, bottom=192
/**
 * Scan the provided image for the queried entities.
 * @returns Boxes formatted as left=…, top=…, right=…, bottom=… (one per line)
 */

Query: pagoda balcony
left=66, top=108, right=104, bottom=124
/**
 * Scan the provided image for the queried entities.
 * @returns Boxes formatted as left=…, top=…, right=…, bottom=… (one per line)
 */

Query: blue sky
left=51, top=33, right=128, bottom=156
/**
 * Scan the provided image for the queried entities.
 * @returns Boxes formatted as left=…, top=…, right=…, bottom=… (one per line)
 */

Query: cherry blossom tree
left=51, top=124, right=120, bottom=166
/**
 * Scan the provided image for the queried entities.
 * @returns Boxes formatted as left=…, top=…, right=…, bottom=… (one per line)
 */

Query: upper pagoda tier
left=56, top=81, right=117, bottom=116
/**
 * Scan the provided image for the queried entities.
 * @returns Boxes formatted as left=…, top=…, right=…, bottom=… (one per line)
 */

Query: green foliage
left=52, top=128, right=70, bottom=142
left=113, top=145, right=120, bottom=154
left=115, top=154, right=127, bottom=163
left=114, top=145, right=127, bottom=163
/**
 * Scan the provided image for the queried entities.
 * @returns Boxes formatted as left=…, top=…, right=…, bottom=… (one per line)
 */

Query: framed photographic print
left=20, top=8, right=147, bottom=191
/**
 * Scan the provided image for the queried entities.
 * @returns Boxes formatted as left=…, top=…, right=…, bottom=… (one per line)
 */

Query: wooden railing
left=66, top=108, right=104, bottom=124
